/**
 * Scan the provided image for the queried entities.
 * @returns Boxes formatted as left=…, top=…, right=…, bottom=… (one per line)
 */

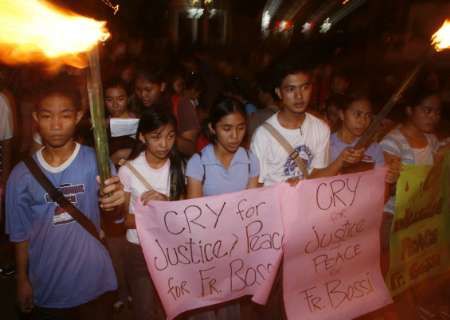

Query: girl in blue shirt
left=187, top=97, right=259, bottom=198
left=185, top=97, right=259, bottom=319
left=329, top=93, right=384, bottom=167
left=329, top=92, right=400, bottom=275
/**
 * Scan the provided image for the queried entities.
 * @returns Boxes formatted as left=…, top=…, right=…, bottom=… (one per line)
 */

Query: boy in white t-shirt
left=251, top=61, right=359, bottom=186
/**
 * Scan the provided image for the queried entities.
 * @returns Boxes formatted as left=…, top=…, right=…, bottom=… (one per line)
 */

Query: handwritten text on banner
left=281, top=168, right=392, bottom=320
left=387, top=155, right=450, bottom=295
left=135, top=186, right=284, bottom=319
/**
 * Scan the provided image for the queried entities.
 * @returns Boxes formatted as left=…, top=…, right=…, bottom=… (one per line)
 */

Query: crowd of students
left=0, top=41, right=449, bottom=320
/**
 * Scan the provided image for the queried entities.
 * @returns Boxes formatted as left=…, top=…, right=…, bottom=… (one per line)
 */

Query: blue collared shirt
left=186, top=144, right=260, bottom=196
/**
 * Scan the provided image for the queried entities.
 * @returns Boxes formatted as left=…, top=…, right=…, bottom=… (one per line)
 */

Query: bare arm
left=15, top=241, right=29, bottom=286
left=383, top=152, right=401, bottom=202
left=124, top=190, right=169, bottom=229
left=99, top=176, right=126, bottom=218
left=187, top=177, right=203, bottom=199
left=246, top=176, right=260, bottom=189
left=310, top=148, right=365, bottom=179
left=122, top=192, right=135, bottom=229
left=310, top=158, right=345, bottom=179
left=15, top=241, right=33, bottom=313
left=125, top=213, right=136, bottom=229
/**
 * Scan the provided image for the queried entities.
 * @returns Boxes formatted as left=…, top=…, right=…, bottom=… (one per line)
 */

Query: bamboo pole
left=354, top=59, right=426, bottom=149
left=86, top=45, right=110, bottom=186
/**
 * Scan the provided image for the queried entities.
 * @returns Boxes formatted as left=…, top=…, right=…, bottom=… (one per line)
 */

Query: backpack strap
left=262, top=122, right=309, bottom=179
left=198, top=152, right=206, bottom=185
left=23, top=157, right=103, bottom=243
left=119, top=159, right=153, bottom=191
left=245, top=149, right=251, bottom=176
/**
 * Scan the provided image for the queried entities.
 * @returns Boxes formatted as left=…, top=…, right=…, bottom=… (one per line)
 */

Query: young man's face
left=32, top=94, right=83, bottom=148
left=135, top=77, right=165, bottom=108
left=276, top=71, right=312, bottom=115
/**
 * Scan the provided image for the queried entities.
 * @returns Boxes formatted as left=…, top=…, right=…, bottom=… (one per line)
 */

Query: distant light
left=204, top=0, right=213, bottom=5
left=320, top=18, right=332, bottom=33
left=277, top=20, right=293, bottom=32
left=302, top=22, right=312, bottom=33
left=191, top=0, right=200, bottom=5
left=342, top=0, right=350, bottom=4
left=209, top=8, right=217, bottom=18
left=262, top=10, right=271, bottom=30
left=188, top=8, right=204, bottom=19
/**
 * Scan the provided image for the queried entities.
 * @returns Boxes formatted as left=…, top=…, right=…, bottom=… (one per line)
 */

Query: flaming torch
left=354, top=19, right=450, bottom=149
left=0, top=0, right=112, bottom=184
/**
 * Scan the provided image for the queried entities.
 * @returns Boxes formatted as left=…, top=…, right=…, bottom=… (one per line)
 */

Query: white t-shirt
left=250, top=112, right=330, bottom=186
left=0, top=93, right=13, bottom=141
left=118, top=152, right=171, bottom=244
left=412, top=145, right=434, bottom=166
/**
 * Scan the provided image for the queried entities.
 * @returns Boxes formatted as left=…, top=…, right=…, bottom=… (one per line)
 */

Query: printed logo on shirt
left=45, top=183, right=85, bottom=225
left=283, top=144, right=313, bottom=179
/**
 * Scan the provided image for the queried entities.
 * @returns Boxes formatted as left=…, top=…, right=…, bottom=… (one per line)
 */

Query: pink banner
left=281, top=168, right=392, bottom=320
left=135, top=186, right=284, bottom=319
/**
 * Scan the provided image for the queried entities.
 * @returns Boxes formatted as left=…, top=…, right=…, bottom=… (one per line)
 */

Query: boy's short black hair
left=33, top=76, right=82, bottom=111
left=273, top=57, right=315, bottom=88
left=135, top=65, right=166, bottom=85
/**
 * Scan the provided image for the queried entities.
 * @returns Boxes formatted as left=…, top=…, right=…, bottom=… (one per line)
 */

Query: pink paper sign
left=281, top=168, right=392, bottom=320
left=135, top=186, right=284, bottom=319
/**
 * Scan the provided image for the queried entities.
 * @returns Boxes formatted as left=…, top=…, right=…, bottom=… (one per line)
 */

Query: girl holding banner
left=186, top=96, right=260, bottom=319
left=118, top=108, right=185, bottom=320
left=186, top=97, right=260, bottom=198
left=329, top=91, right=400, bottom=183
left=379, top=86, right=446, bottom=275
left=380, top=87, right=446, bottom=206
left=329, top=91, right=401, bottom=272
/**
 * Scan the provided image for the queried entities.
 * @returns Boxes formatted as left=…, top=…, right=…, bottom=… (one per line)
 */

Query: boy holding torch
left=5, top=80, right=125, bottom=320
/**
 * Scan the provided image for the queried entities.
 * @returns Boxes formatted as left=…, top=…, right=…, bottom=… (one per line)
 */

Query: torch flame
left=432, top=19, right=450, bottom=52
left=0, top=0, right=110, bottom=68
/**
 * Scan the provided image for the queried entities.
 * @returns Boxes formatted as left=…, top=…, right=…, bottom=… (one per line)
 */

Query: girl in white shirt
left=119, top=108, right=185, bottom=320
left=381, top=89, right=445, bottom=213
left=380, top=88, right=447, bottom=274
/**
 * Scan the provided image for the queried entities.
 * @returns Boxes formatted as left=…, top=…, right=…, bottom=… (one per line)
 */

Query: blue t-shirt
left=244, top=102, right=257, bottom=115
left=330, top=132, right=384, bottom=166
left=186, top=144, right=260, bottom=196
left=5, top=144, right=117, bottom=308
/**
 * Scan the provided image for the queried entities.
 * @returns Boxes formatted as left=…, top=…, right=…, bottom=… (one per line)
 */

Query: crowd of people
left=0, top=37, right=449, bottom=320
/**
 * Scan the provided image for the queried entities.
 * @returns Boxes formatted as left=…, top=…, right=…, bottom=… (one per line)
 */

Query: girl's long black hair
left=129, top=106, right=185, bottom=200
left=206, top=96, right=247, bottom=142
